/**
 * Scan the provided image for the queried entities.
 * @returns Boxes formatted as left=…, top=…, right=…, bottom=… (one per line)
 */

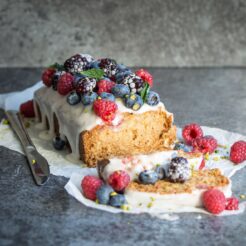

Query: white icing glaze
left=33, top=86, right=173, bottom=160
left=102, top=150, right=203, bottom=181
left=125, top=180, right=232, bottom=211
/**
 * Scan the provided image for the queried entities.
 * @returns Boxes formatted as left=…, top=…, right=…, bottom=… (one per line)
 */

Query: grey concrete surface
left=0, top=68, right=246, bottom=246
left=0, top=0, right=246, bottom=67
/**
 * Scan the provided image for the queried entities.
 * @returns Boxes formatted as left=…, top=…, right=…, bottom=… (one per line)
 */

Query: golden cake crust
left=80, top=109, right=176, bottom=167
left=127, top=169, right=229, bottom=195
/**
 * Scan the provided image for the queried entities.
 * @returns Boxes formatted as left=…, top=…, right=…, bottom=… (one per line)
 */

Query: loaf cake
left=34, top=54, right=176, bottom=167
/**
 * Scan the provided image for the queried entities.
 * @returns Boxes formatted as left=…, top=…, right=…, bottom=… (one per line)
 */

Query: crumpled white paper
left=0, top=82, right=246, bottom=218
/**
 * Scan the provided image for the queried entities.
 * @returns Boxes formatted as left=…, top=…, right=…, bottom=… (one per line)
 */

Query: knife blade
left=5, top=110, right=50, bottom=186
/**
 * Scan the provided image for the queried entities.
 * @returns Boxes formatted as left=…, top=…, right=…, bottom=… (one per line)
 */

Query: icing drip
left=33, top=86, right=173, bottom=160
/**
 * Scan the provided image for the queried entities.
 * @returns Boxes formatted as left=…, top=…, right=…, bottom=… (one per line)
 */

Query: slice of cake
left=34, top=54, right=176, bottom=167
left=125, top=169, right=231, bottom=209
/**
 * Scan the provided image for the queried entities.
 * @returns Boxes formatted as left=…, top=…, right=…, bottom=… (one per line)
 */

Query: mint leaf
left=140, top=83, right=150, bottom=102
left=80, top=68, right=104, bottom=80
left=48, top=63, right=64, bottom=71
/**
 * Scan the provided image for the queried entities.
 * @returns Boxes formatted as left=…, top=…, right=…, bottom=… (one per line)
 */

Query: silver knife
left=5, top=110, right=50, bottom=186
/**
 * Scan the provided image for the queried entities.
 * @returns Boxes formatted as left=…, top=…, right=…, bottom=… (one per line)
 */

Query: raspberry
left=42, top=68, right=56, bottom=87
left=202, top=189, right=226, bottom=214
left=182, top=123, right=203, bottom=145
left=97, top=79, right=116, bottom=94
left=135, top=69, right=153, bottom=87
left=108, top=170, right=130, bottom=192
left=20, top=100, right=35, bottom=118
left=192, top=136, right=218, bottom=154
left=75, top=77, right=97, bottom=94
left=93, top=99, right=118, bottom=122
left=230, top=141, right=246, bottom=164
left=57, top=73, right=74, bottom=95
left=199, top=158, right=206, bottom=170
left=81, top=175, right=103, bottom=201
left=225, top=197, right=239, bottom=210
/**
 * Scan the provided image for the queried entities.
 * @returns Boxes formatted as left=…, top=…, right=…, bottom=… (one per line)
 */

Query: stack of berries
left=41, top=53, right=161, bottom=124
left=81, top=170, right=130, bottom=209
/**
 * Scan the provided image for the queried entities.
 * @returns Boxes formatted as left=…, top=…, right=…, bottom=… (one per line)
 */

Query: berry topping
left=174, top=142, right=193, bottom=152
left=99, top=58, right=117, bottom=78
left=96, top=185, right=114, bottom=205
left=225, top=197, right=239, bottom=210
left=52, top=71, right=65, bottom=90
left=167, top=157, right=191, bottom=183
left=100, top=92, right=115, bottom=102
left=192, top=136, right=218, bottom=154
left=182, top=123, right=203, bottom=145
left=57, top=72, right=74, bottom=95
left=87, top=60, right=100, bottom=69
left=115, top=70, right=132, bottom=83
left=42, top=68, right=56, bottom=87
left=75, top=77, right=97, bottom=94
left=97, top=79, right=116, bottom=94
left=230, top=140, right=246, bottom=164
left=155, top=166, right=166, bottom=180
left=139, top=170, right=159, bottom=184
left=67, top=91, right=81, bottom=105
left=146, top=91, right=160, bottom=106
left=93, top=99, right=118, bottom=122
left=81, top=92, right=98, bottom=106
left=108, top=170, right=130, bottom=192
left=202, top=189, right=226, bottom=214
left=111, top=84, right=130, bottom=98
left=64, top=54, right=94, bottom=73
left=124, top=94, right=143, bottom=111
left=109, top=193, right=127, bottom=208
left=52, top=136, right=66, bottom=150
left=20, top=100, right=35, bottom=118
left=120, top=74, right=145, bottom=93
left=81, top=175, right=103, bottom=201
left=135, top=69, right=153, bottom=87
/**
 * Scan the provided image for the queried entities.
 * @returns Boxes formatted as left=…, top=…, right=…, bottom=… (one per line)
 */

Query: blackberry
left=52, top=71, right=65, bottom=90
left=167, top=157, right=191, bottom=183
left=99, top=58, right=118, bottom=78
left=121, top=74, right=144, bottom=93
left=75, top=77, right=97, bottom=94
left=64, top=54, right=94, bottom=73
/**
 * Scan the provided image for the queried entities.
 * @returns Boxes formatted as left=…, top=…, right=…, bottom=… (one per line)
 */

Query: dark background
left=0, top=0, right=246, bottom=67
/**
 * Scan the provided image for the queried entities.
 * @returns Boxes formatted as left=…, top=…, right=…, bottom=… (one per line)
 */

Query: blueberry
left=96, top=185, right=114, bottom=205
left=146, top=91, right=160, bottom=106
left=155, top=166, right=166, bottom=180
left=109, top=194, right=126, bottom=208
left=81, top=92, right=98, bottom=105
left=124, top=94, right=143, bottom=111
left=87, top=60, right=100, bottom=69
left=115, top=70, right=132, bottom=83
left=67, top=91, right=81, bottom=105
left=174, top=142, right=193, bottom=152
left=116, top=64, right=131, bottom=73
left=111, top=84, right=130, bottom=98
left=53, top=136, right=66, bottom=150
left=100, top=92, right=115, bottom=102
left=139, top=170, right=159, bottom=184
